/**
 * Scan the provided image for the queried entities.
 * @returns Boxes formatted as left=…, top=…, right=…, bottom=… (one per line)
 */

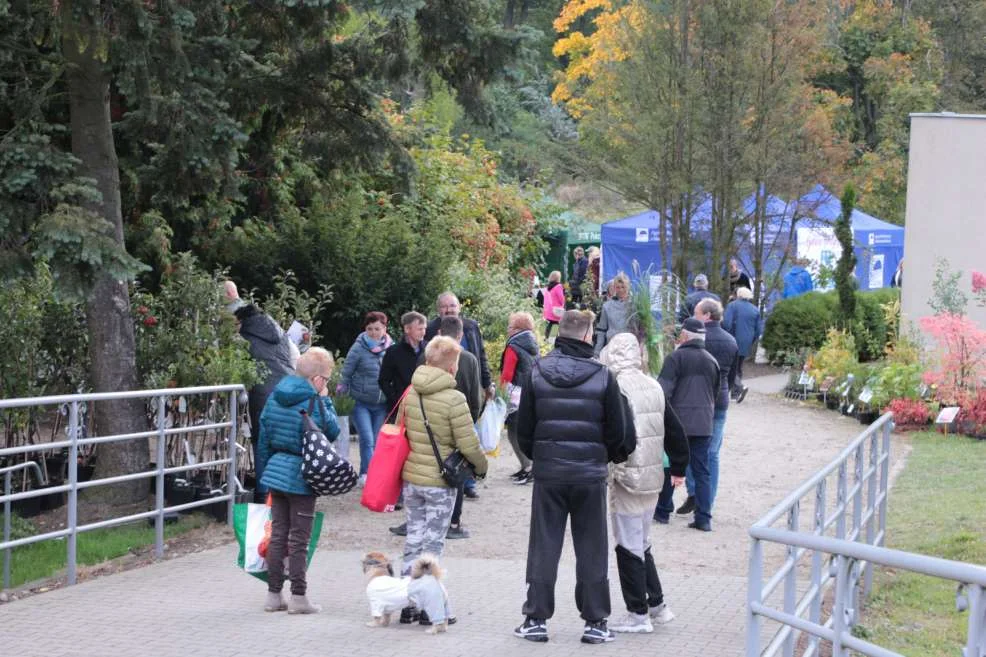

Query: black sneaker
left=399, top=607, right=419, bottom=624
left=582, top=620, right=615, bottom=644
left=514, top=617, right=549, bottom=642
left=446, top=524, right=470, bottom=539
left=675, top=496, right=695, bottom=515
left=736, top=385, right=749, bottom=404
left=513, top=471, right=533, bottom=486
left=464, top=488, right=479, bottom=500
left=389, top=522, right=407, bottom=536
left=419, top=610, right=431, bottom=626
left=509, top=468, right=528, bottom=480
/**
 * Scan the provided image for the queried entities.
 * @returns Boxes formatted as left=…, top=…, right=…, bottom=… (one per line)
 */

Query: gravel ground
left=315, top=380, right=911, bottom=577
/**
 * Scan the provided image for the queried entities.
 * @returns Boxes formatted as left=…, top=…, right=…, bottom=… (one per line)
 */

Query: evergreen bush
left=762, top=288, right=900, bottom=361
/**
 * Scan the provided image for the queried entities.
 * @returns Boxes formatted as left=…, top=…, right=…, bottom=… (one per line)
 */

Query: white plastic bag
left=476, top=398, right=507, bottom=453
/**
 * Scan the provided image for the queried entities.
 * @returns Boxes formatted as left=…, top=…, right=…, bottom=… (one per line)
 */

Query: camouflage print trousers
left=401, top=482, right=457, bottom=577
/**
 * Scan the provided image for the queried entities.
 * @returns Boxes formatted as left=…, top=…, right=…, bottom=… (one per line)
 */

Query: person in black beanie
left=513, top=310, right=635, bottom=645
left=657, top=318, right=720, bottom=532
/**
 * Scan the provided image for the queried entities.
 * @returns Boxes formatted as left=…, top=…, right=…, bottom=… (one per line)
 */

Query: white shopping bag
left=477, top=398, right=507, bottom=453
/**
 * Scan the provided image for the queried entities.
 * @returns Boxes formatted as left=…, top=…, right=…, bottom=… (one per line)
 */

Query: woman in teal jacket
left=256, top=347, right=340, bottom=616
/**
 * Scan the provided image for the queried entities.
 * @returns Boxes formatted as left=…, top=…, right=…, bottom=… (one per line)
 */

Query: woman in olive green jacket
left=397, top=337, right=487, bottom=619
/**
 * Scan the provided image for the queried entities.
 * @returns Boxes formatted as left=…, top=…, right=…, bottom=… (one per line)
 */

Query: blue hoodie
left=783, top=266, right=814, bottom=299
left=257, top=375, right=340, bottom=496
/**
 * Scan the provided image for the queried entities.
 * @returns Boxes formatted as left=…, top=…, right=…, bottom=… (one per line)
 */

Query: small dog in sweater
left=361, top=551, right=450, bottom=633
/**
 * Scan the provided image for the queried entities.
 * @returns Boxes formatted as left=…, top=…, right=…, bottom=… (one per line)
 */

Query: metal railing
left=0, top=385, right=245, bottom=591
left=746, top=412, right=986, bottom=657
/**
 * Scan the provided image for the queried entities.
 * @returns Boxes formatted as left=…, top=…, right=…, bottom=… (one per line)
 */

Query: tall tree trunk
left=64, top=4, right=148, bottom=505
left=504, top=0, right=516, bottom=28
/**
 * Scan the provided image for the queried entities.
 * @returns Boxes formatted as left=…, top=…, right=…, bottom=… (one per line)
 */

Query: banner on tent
left=868, top=254, right=885, bottom=289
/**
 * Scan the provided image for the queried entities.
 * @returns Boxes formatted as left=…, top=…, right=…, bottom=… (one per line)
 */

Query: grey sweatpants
left=611, top=511, right=654, bottom=558
left=401, top=482, right=456, bottom=576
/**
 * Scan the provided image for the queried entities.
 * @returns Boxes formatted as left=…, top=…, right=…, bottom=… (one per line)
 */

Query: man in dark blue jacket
left=658, top=318, right=720, bottom=532
left=514, top=311, right=635, bottom=645
left=676, top=274, right=720, bottom=324
left=674, top=299, right=737, bottom=519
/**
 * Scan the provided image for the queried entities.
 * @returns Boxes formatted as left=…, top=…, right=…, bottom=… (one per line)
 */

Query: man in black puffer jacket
left=658, top=318, right=720, bottom=532
left=513, top=310, right=635, bottom=646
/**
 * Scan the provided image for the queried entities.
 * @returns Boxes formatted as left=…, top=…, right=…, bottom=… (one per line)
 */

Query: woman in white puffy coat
left=600, top=333, right=690, bottom=634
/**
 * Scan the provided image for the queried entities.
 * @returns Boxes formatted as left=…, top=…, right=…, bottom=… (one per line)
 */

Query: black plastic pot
left=39, top=484, right=66, bottom=511
left=194, top=486, right=227, bottom=522
left=857, top=411, right=879, bottom=425
left=78, top=464, right=95, bottom=482
left=166, top=478, right=196, bottom=509
left=11, top=494, right=43, bottom=518
left=825, top=398, right=840, bottom=411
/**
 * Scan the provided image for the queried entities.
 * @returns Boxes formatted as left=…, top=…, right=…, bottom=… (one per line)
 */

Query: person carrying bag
left=361, top=387, right=413, bottom=512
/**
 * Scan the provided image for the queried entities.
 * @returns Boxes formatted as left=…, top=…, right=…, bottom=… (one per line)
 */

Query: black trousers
left=523, top=481, right=610, bottom=622
left=451, top=481, right=464, bottom=525
left=616, top=546, right=665, bottom=614
left=728, top=354, right=746, bottom=392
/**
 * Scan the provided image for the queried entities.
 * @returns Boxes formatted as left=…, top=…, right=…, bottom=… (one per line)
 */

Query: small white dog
left=362, top=552, right=451, bottom=633
left=362, top=551, right=408, bottom=627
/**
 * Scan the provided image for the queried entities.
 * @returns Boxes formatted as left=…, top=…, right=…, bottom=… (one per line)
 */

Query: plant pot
left=857, top=411, right=879, bottom=425
left=39, top=484, right=66, bottom=511
left=165, top=478, right=196, bottom=509
left=825, top=398, right=840, bottom=411
left=193, top=486, right=227, bottom=522
left=11, top=494, right=43, bottom=518
left=44, top=455, right=67, bottom=483
left=78, top=464, right=95, bottom=482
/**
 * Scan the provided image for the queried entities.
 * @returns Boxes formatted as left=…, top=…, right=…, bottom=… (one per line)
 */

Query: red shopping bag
left=361, top=389, right=411, bottom=512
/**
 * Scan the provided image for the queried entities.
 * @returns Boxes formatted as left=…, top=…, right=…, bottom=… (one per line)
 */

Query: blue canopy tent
left=797, top=186, right=904, bottom=290
left=600, top=193, right=799, bottom=292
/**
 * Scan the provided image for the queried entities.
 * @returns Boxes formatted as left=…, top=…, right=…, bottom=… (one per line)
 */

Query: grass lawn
left=4, top=513, right=211, bottom=588
left=862, top=431, right=986, bottom=657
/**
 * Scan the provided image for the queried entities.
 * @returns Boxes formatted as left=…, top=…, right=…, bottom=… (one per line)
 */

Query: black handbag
left=418, top=395, right=474, bottom=488
left=300, top=397, right=358, bottom=496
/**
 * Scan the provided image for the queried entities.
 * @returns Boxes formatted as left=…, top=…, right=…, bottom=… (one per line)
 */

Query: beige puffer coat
left=600, top=333, right=666, bottom=515
left=400, top=365, right=488, bottom=488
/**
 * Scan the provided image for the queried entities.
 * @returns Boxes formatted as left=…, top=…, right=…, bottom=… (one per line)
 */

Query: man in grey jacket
left=224, top=281, right=295, bottom=501
left=657, top=318, right=720, bottom=532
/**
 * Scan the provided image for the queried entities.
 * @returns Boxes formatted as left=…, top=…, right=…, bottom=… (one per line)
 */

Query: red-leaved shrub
left=883, top=398, right=933, bottom=427
left=919, top=313, right=986, bottom=403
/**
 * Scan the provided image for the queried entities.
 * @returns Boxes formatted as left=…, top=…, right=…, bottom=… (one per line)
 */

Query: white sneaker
left=609, top=612, right=653, bottom=634
left=649, top=602, right=675, bottom=624
left=358, top=474, right=367, bottom=487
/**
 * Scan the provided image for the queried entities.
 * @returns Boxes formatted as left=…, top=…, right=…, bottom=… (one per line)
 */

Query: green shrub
left=762, top=292, right=838, bottom=361
left=763, top=288, right=900, bottom=362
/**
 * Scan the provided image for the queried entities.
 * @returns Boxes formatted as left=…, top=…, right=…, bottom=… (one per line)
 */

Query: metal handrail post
left=879, top=421, right=891, bottom=546
left=155, top=396, right=167, bottom=559
left=966, top=584, right=985, bottom=657
left=3, top=471, right=10, bottom=590
left=783, top=501, right=800, bottom=657
left=808, top=480, right=827, bottom=656
left=836, top=462, right=848, bottom=541
left=831, top=555, right=850, bottom=657
left=747, top=537, right=764, bottom=656
left=226, top=390, right=238, bottom=526
left=864, top=433, right=879, bottom=595
left=66, top=401, right=79, bottom=586
left=852, top=442, right=864, bottom=540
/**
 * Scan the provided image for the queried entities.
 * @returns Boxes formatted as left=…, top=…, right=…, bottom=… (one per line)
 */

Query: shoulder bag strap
left=417, top=394, right=446, bottom=474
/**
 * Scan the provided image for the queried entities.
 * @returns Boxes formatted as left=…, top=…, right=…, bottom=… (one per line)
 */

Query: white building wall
left=902, top=113, right=986, bottom=330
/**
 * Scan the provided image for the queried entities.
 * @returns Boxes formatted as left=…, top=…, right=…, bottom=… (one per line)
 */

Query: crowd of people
left=225, top=259, right=763, bottom=643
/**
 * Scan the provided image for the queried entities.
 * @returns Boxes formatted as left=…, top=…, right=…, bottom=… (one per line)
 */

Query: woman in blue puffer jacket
left=340, top=311, right=394, bottom=482
left=256, top=347, right=340, bottom=615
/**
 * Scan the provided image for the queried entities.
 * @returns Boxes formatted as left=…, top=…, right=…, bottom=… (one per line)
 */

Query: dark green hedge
left=762, top=288, right=900, bottom=362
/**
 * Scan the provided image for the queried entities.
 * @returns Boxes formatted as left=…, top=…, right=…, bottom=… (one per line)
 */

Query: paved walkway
left=2, top=373, right=876, bottom=656
left=2, top=548, right=750, bottom=657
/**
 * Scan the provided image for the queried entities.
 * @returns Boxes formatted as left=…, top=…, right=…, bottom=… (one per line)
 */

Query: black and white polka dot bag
left=300, top=400, right=358, bottom=496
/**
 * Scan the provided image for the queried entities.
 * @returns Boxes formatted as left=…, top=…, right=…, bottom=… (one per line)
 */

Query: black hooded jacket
left=516, top=337, right=635, bottom=485
left=235, top=304, right=294, bottom=392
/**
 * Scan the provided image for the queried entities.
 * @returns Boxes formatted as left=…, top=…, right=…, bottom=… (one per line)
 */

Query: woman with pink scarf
left=340, top=311, right=394, bottom=484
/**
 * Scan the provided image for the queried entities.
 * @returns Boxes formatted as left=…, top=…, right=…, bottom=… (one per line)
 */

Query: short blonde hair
left=425, top=336, right=462, bottom=371
left=548, top=270, right=561, bottom=283
left=508, top=311, right=535, bottom=332
left=296, top=347, right=334, bottom=378
left=737, top=286, right=754, bottom=300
